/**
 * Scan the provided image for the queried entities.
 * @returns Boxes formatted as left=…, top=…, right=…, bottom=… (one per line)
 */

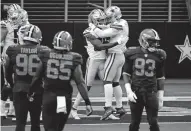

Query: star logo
left=175, top=35, right=191, bottom=63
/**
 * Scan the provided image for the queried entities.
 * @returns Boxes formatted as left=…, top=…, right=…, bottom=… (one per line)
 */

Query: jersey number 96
left=16, top=54, right=40, bottom=76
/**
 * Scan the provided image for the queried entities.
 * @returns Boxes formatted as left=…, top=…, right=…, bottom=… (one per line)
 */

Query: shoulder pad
left=125, top=46, right=139, bottom=57
left=157, top=49, right=167, bottom=60
left=71, top=52, right=83, bottom=65
left=40, top=45, right=50, bottom=50
left=6, top=45, right=18, bottom=56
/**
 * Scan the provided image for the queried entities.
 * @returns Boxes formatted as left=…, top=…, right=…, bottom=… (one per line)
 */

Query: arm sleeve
left=94, top=27, right=119, bottom=38
left=123, top=57, right=133, bottom=76
left=156, top=60, right=165, bottom=79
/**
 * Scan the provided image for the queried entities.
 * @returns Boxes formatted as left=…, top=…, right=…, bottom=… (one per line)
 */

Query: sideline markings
left=1, top=122, right=191, bottom=128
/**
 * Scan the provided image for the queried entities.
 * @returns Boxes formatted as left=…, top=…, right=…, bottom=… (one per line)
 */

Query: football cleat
left=70, top=108, right=81, bottom=120
left=106, top=114, right=120, bottom=120
left=115, top=107, right=126, bottom=118
left=100, top=106, right=115, bottom=120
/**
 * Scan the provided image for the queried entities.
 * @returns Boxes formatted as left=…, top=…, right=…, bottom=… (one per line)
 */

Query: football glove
left=125, top=83, right=137, bottom=103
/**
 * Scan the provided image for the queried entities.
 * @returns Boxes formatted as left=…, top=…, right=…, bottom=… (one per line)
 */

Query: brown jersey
left=123, top=46, right=166, bottom=92
left=39, top=49, right=83, bottom=96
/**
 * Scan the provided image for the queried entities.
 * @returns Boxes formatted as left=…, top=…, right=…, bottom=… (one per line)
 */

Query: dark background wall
left=34, top=22, right=191, bottom=78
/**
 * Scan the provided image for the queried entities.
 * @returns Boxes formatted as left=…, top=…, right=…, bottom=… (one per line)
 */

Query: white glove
left=157, top=90, right=164, bottom=110
left=125, top=83, right=137, bottom=103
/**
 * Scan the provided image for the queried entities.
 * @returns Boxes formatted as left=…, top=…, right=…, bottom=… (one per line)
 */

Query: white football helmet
left=20, top=9, right=29, bottom=25
left=88, top=9, right=106, bottom=26
left=105, top=6, right=122, bottom=23
left=139, top=28, right=160, bottom=52
left=52, top=31, right=73, bottom=51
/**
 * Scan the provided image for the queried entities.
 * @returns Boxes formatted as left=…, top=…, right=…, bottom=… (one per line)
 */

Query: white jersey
left=94, top=19, right=129, bottom=54
left=1, top=20, right=30, bottom=54
left=83, top=26, right=106, bottom=59
left=1, top=20, right=19, bottom=55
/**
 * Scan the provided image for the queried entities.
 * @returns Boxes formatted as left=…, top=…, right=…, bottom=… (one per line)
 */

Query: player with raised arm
left=0, top=4, right=24, bottom=118
left=28, top=31, right=93, bottom=131
left=123, top=29, right=166, bottom=131
left=71, top=9, right=120, bottom=120
left=85, top=6, right=129, bottom=120
left=5, top=24, right=44, bottom=131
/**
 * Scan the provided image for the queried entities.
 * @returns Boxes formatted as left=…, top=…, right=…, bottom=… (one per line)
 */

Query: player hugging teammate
left=71, top=5, right=166, bottom=131
left=1, top=3, right=166, bottom=131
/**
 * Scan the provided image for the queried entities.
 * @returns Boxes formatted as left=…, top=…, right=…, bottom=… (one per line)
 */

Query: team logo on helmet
left=139, top=28, right=160, bottom=52
left=52, top=31, right=73, bottom=51
left=18, top=24, right=42, bottom=45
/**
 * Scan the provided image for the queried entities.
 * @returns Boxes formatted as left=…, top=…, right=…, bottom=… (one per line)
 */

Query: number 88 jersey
left=123, top=46, right=166, bottom=92
left=39, top=49, right=83, bottom=95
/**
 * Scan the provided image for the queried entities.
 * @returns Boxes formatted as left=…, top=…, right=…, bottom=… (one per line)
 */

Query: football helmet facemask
left=17, top=24, right=42, bottom=45
left=52, top=31, right=73, bottom=51
left=88, top=9, right=106, bottom=26
left=105, top=6, right=122, bottom=23
left=139, top=28, right=160, bottom=52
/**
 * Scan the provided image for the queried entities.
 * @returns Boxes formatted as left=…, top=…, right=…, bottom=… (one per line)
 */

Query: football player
left=85, top=6, right=129, bottom=120
left=28, top=31, right=93, bottom=131
left=71, top=9, right=120, bottom=120
left=0, top=4, right=23, bottom=118
left=123, top=29, right=166, bottom=131
left=5, top=24, right=44, bottom=131
left=1, top=5, right=30, bottom=118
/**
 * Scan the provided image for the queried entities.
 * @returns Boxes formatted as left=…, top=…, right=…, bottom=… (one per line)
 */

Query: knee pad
left=112, top=82, right=119, bottom=87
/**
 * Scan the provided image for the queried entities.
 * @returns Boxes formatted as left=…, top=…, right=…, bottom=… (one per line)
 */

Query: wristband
left=85, top=99, right=91, bottom=105
left=125, top=83, right=133, bottom=95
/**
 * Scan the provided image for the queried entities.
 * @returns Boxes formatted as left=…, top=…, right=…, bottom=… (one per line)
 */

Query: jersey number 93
left=135, top=58, right=155, bottom=77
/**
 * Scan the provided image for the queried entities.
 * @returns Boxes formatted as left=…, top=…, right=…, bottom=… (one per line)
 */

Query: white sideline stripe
left=1, top=122, right=191, bottom=128
left=72, top=96, right=191, bottom=102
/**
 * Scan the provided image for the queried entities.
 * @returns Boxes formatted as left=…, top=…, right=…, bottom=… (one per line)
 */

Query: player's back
left=108, top=19, right=129, bottom=54
left=83, top=27, right=106, bottom=59
left=40, top=49, right=83, bottom=96
left=6, top=44, right=43, bottom=92
left=125, top=46, right=166, bottom=92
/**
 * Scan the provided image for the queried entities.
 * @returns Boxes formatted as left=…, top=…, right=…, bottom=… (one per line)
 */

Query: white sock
left=72, top=93, right=83, bottom=110
left=113, top=85, right=123, bottom=108
left=104, top=84, right=113, bottom=107
left=1, top=100, right=6, bottom=112
left=9, top=101, right=14, bottom=111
